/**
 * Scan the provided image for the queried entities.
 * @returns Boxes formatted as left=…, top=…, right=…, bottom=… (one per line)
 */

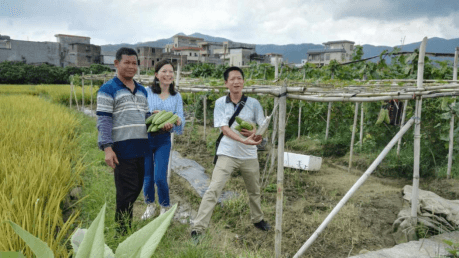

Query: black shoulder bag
left=213, top=96, right=248, bottom=165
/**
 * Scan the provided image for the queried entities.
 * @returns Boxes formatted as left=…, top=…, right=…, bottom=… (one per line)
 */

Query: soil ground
left=131, top=124, right=459, bottom=258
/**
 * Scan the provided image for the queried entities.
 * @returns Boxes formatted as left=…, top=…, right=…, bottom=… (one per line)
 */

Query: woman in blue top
left=142, top=60, right=185, bottom=220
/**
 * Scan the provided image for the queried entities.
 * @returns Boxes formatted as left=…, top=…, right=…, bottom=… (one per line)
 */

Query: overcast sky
left=1, top=0, right=458, bottom=47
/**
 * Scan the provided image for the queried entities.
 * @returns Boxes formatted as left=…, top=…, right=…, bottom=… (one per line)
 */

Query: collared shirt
left=214, top=94, right=265, bottom=160
left=145, top=87, right=185, bottom=135
left=96, top=76, right=149, bottom=159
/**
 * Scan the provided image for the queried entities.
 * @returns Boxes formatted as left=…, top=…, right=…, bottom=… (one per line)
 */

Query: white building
left=306, top=40, right=355, bottom=66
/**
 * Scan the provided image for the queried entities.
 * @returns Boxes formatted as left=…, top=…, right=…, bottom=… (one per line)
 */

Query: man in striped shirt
left=96, top=47, right=150, bottom=233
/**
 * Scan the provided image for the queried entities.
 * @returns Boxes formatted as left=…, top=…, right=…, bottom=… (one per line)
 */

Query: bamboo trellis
left=72, top=39, right=459, bottom=257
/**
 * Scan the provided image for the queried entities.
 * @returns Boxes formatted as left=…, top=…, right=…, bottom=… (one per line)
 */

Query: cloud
left=1, top=0, right=458, bottom=47
left=334, top=0, right=459, bottom=21
left=0, top=0, right=25, bottom=17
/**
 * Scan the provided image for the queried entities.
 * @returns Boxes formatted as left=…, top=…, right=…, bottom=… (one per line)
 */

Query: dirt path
left=132, top=127, right=457, bottom=258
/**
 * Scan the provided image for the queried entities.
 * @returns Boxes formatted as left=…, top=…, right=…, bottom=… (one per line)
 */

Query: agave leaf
left=75, top=203, right=107, bottom=258
left=7, top=221, right=54, bottom=258
left=71, top=228, right=115, bottom=258
left=115, top=204, right=177, bottom=258
left=0, top=251, right=26, bottom=258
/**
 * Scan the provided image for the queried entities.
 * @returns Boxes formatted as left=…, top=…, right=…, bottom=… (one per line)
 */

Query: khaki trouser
left=192, top=155, right=264, bottom=233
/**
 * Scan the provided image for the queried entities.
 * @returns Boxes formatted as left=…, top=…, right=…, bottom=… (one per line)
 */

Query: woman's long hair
left=151, top=60, right=177, bottom=96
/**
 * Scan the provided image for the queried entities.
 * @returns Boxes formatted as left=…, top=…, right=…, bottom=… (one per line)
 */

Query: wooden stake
left=176, top=64, right=181, bottom=85
left=73, top=81, right=80, bottom=110
left=267, top=97, right=279, bottom=182
left=90, top=71, right=94, bottom=116
left=275, top=85, right=287, bottom=258
left=411, top=37, right=428, bottom=225
left=298, top=101, right=302, bottom=139
left=325, top=102, right=332, bottom=140
left=81, top=72, right=85, bottom=110
left=203, top=95, right=207, bottom=141
left=359, top=103, right=364, bottom=149
left=447, top=47, right=458, bottom=179
left=348, top=102, right=359, bottom=173
left=262, top=97, right=279, bottom=185
left=70, top=76, right=73, bottom=109
left=274, top=58, right=279, bottom=80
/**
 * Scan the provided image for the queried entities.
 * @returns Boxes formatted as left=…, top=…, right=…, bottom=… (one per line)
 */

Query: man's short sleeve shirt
left=214, top=95, right=265, bottom=160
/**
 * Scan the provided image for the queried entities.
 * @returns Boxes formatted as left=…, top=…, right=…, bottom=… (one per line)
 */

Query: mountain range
left=101, top=33, right=459, bottom=64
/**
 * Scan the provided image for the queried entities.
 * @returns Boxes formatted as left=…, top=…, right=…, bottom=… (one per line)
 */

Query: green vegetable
left=151, top=110, right=166, bottom=124
left=154, top=111, right=174, bottom=125
left=384, top=109, right=390, bottom=124
left=145, top=113, right=156, bottom=125
left=240, top=121, right=253, bottom=130
left=158, top=115, right=178, bottom=129
left=376, top=109, right=385, bottom=125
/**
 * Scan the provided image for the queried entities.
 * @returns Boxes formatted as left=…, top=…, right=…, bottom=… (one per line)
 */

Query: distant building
left=101, top=51, right=116, bottom=71
left=218, top=41, right=257, bottom=66
left=265, top=53, right=284, bottom=66
left=0, top=34, right=102, bottom=68
left=164, top=35, right=205, bottom=65
left=136, top=47, right=164, bottom=71
left=306, top=40, right=355, bottom=66
left=198, top=41, right=224, bottom=65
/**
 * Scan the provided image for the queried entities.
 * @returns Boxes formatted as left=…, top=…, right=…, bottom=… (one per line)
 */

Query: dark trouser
left=114, top=157, right=145, bottom=231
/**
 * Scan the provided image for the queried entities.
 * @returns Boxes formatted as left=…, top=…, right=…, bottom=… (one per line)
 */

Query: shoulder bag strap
left=213, top=96, right=248, bottom=164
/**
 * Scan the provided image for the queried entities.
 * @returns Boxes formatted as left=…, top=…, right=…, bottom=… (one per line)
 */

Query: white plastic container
left=283, top=152, right=322, bottom=171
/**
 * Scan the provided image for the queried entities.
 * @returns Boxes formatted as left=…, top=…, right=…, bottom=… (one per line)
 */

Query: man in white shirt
left=191, top=67, right=271, bottom=240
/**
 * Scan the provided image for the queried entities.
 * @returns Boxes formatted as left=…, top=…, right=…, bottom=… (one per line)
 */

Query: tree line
left=0, top=61, right=112, bottom=84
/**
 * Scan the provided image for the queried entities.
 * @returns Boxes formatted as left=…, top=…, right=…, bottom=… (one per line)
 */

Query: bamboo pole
left=447, top=100, right=456, bottom=179
left=298, top=101, right=302, bottom=139
left=325, top=102, right=332, bottom=140
left=69, top=76, right=73, bottom=109
left=81, top=72, right=85, bottom=110
left=359, top=103, right=364, bottom=149
left=203, top=95, right=207, bottom=141
left=447, top=47, right=458, bottom=179
left=265, top=97, right=279, bottom=186
left=275, top=58, right=279, bottom=80
left=90, top=71, right=94, bottom=116
left=348, top=102, right=359, bottom=173
left=397, top=100, right=409, bottom=156
left=293, top=117, right=415, bottom=257
left=275, top=85, right=287, bottom=258
left=167, top=133, right=174, bottom=186
left=411, top=37, right=428, bottom=225
left=176, top=64, right=181, bottom=85
left=73, top=81, right=80, bottom=111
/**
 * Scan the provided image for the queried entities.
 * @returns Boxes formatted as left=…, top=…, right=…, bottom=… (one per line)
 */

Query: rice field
left=0, top=94, right=85, bottom=257
left=0, top=84, right=97, bottom=106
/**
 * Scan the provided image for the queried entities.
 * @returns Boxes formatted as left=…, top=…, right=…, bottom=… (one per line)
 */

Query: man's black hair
left=223, top=66, right=244, bottom=81
left=151, top=59, right=177, bottom=96
left=116, top=47, right=138, bottom=61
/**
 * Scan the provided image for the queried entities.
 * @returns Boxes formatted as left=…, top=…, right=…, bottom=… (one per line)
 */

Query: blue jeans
left=144, top=132, right=171, bottom=207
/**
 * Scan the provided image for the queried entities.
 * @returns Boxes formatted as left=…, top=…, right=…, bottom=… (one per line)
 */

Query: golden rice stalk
left=0, top=95, right=84, bottom=257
